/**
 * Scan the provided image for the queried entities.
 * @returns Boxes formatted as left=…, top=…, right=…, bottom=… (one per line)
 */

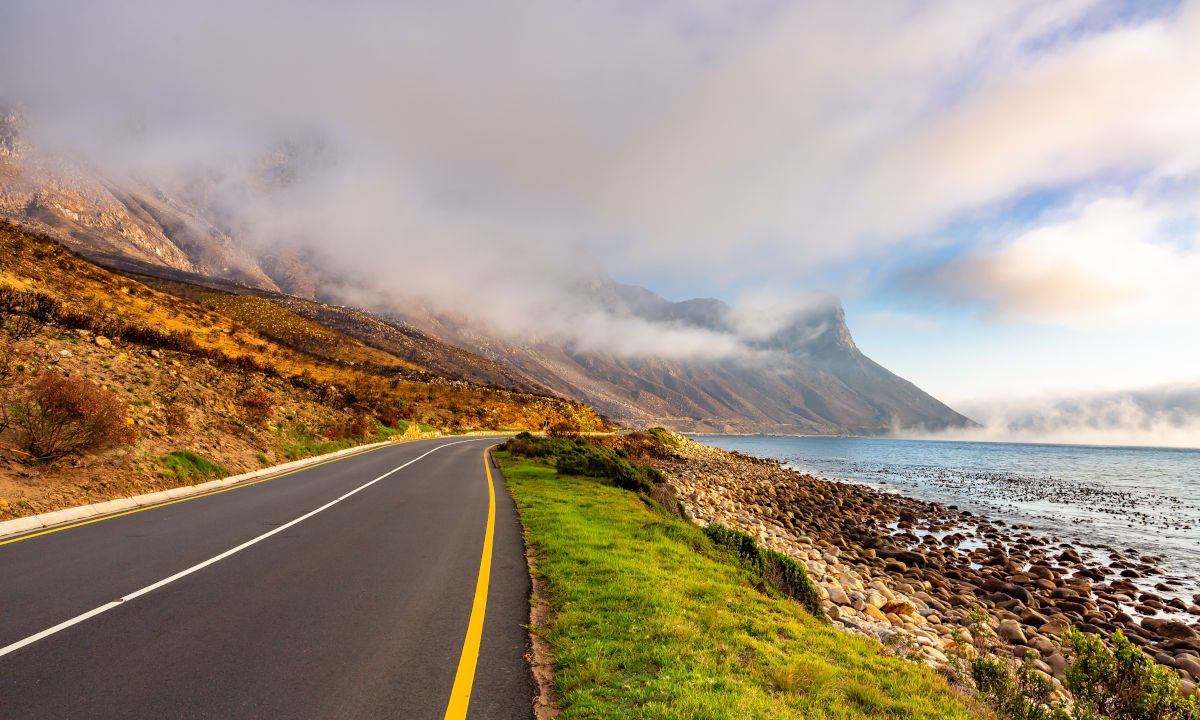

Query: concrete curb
left=0, top=438, right=406, bottom=540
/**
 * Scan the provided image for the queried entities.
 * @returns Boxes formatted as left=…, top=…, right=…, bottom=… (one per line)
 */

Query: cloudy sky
left=2, top=0, right=1198, bottom=436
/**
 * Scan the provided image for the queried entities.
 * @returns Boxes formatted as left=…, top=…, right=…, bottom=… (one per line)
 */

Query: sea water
left=691, top=435, right=1200, bottom=599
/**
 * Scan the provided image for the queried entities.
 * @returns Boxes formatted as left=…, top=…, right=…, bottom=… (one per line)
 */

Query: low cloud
left=900, top=385, right=1200, bottom=449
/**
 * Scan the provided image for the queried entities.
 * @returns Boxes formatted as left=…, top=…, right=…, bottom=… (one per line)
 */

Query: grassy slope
left=499, top=451, right=987, bottom=720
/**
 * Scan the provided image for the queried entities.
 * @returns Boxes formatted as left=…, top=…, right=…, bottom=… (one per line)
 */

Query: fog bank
left=900, top=386, right=1200, bottom=449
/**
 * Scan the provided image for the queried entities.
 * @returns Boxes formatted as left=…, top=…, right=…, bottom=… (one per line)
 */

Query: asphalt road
left=0, top=437, right=533, bottom=719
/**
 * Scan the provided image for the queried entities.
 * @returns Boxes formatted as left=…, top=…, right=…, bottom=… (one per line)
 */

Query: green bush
left=1063, top=628, right=1199, bottom=720
left=705, top=524, right=767, bottom=574
left=556, top=444, right=655, bottom=492
left=501, top=434, right=661, bottom=493
left=704, top=524, right=824, bottom=619
left=972, top=653, right=1063, bottom=720
left=646, top=426, right=680, bottom=447
left=765, top=549, right=824, bottom=618
left=969, top=627, right=1199, bottom=720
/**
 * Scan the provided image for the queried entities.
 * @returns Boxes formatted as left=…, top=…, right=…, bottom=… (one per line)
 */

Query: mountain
left=385, top=285, right=972, bottom=434
left=0, top=110, right=973, bottom=434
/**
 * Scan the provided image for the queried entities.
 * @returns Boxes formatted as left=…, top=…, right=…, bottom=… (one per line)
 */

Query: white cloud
left=1, top=0, right=1198, bottom=375
left=6, top=1, right=1197, bottom=274
left=931, top=192, right=1200, bottom=325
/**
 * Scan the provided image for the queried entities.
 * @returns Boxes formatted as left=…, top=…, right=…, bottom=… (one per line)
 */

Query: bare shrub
left=327, top=414, right=373, bottom=440
left=162, top=402, right=189, bottom=434
left=648, top=483, right=685, bottom=519
left=375, top=404, right=402, bottom=428
left=231, top=354, right=262, bottom=373
left=546, top=419, right=581, bottom=438
left=241, top=387, right=272, bottom=424
left=8, top=373, right=136, bottom=460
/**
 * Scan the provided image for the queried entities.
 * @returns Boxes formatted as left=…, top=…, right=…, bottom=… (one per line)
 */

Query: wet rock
left=982, top=578, right=1034, bottom=604
left=877, top=548, right=927, bottom=568
left=1144, top=618, right=1198, bottom=641
left=1057, top=549, right=1082, bottom=563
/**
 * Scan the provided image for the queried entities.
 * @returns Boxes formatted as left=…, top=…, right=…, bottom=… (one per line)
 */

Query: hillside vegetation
left=0, top=220, right=605, bottom=519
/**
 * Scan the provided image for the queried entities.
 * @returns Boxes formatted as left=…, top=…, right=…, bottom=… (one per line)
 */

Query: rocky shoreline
left=650, top=436, right=1200, bottom=698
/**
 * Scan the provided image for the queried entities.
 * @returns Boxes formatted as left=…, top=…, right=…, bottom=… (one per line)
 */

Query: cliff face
left=0, top=111, right=972, bottom=433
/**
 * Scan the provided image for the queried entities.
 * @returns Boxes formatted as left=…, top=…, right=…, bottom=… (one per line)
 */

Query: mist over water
left=694, top=435, right=1200, bottom=599
left=911, top=385, right=1200, bottom=450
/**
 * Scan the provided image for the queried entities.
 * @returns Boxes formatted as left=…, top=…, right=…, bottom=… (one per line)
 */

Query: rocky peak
left=764, top=301, right=858, bottom=356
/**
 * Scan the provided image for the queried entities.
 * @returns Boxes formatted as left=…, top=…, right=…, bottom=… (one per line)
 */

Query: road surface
left=0, top=437, right=533, bottom=719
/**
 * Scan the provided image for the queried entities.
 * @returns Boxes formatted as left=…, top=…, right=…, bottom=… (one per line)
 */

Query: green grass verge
left=156, top=450, right=228, bottom=483
left=392, top=419, right=438, bottom=433
left=280, top=437, right=354, bottom=460
left=278, top=420, right=441, bottom=460
left=498, top=451, right=986, bottom=720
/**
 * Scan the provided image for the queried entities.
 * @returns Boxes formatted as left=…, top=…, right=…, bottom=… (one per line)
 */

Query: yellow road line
left=0, top=445, right=389, bottom=548
left=443, top=449, right=498, bottom=720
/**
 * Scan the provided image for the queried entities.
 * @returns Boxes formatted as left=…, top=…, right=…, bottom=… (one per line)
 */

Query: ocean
left=690, top=435, right=1200, bottom=603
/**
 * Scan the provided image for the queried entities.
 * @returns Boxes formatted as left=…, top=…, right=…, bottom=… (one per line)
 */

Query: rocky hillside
left=0, top=221, right=606, bottom=518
